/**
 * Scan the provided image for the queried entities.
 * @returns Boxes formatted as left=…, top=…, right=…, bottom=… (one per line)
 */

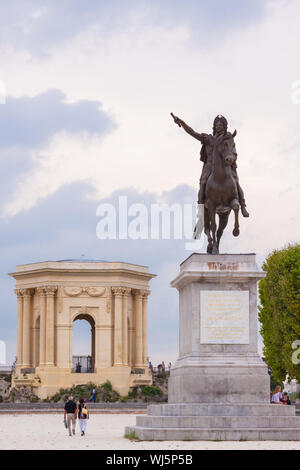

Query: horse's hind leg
left=217, top=212, right=230, bottom=251
left=231, top=199, right=240, bottom=237
left=204, top=206, right=213, bottom=253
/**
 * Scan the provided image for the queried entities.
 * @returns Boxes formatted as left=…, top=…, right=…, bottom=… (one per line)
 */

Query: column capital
left=22, top=288, right=35, bottom=298
left=141, top=290, right=150, bottom=298
left=36, top=287, right=46, bottom=296
left=132, top=289, right=150, bottom=298
left=112, top=287, right=125, bottom=297
left=44, top=286, right=58, bottom=295
left=14, top=289, right=23, bottom=297
left=132, top=289, right=142, bottom=298
left=123, top=288, right=131, bottom=296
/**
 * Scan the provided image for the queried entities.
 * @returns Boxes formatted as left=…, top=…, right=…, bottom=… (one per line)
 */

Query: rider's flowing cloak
left=200, top=143, right=208, bottom=163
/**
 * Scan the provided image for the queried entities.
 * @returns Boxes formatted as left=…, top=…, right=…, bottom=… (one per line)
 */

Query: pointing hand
left=171, top=112, right=182, bottom=127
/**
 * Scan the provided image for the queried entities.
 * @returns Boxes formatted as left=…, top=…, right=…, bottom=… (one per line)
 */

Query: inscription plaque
left=200, top=290, right=249, bottom=344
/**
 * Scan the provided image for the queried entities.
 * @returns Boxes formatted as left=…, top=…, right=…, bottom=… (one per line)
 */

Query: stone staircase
left=125, top=403, right=300, bottom=441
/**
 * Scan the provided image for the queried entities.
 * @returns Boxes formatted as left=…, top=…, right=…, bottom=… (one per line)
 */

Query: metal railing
left=72, top=356, right=94, bottom=373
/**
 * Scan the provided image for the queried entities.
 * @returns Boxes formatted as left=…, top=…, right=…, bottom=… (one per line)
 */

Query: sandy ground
left=0, top=413, right=299, bottom=450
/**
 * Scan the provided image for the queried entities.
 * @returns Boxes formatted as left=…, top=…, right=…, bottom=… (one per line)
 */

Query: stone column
left=112, top=288, right=124, bottom=366
left=122, top=288, right=131, bottom=366
left=93, top=287, right=113, bottom=369
left=133, top=289, right=144, bottom=368
left=142, top=291, right=150, bottom=366
left=91, top=325, right=95, bottom=371
left=128, top=326, right=133, bottom=366
left=32, top=322, right=40, bottom=368
left=36, top=287, right=46, bottom=367
left=45, top=286, right=57, bottom=367
left=95, top=324, right=113, bottom=368
left=15, top=289, right=23, bottom=368
left=56, top=324, right=73, bottom=370
left=22, top=288, right=34, bottom=368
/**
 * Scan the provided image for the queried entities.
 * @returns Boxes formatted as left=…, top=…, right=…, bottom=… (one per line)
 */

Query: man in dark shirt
left=64, top=396, right=77, bottom=436
left=283, top=392, right=291, bottom=405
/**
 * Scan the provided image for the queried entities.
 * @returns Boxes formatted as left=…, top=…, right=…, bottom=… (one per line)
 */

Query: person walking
left=64, top=395, right=77, bottom=436
left=90, top=388, right=96, bottom=403
left=78, top=397, right=89, bottom=436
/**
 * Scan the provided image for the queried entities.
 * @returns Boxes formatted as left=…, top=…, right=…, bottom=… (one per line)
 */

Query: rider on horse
left=171, top=114, right=249, bottom=218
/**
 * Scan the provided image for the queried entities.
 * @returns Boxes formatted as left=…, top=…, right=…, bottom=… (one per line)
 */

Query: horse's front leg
left=204, top=206, right=213, bottom=253
left=231, top=199, right=240, bottom=237
left=217, top=212, right=230, bottom=251
left=208, top=204, right=218, bottom=254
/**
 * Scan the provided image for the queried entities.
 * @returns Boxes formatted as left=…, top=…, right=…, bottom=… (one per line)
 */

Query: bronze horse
left=204, top=131, right=240, bottom=254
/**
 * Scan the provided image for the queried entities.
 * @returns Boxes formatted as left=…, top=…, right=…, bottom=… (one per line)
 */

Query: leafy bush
left=48, top=380, right=121, bottom=403
left=52, top=393, right=61, bottom=403
left=101, top=380, right=113, bottom=392
left=127, top=387, right=138, bottom=399
left=140, top=385, right=162, bottom=397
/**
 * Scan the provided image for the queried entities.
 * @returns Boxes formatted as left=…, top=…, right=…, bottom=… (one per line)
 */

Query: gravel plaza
left=0, top=413, right=299, bottom=450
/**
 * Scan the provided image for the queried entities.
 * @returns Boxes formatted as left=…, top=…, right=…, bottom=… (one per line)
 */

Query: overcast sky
left=0, top=0, right=299, bottom=366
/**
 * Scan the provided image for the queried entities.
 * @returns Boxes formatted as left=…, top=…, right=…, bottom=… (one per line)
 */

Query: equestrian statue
left=171, top=113, right=249, bottom=254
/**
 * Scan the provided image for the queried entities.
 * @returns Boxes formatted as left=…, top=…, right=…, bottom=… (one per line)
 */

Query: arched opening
left=72, top=314, right=95, bottom=373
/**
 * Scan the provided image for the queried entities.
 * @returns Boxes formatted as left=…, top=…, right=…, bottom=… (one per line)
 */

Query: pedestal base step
left=125, top=403, right=300, bottom=441
left=136, top=415, right=300, bottom=429
left=148, top=403, right=297, bottom=417
left=125, top=426, right=300, bottom=441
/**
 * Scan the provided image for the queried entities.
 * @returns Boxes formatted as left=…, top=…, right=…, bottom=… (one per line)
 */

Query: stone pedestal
left=126, top=254, right=300, bottom=440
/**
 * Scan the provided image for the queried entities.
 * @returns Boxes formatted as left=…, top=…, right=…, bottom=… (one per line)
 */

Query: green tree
left=258, top=244, right=300, bottom=384
left=270, top=375, right=284, bottom=391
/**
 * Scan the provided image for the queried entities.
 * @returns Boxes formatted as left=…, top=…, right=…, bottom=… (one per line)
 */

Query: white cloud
left=2, top=1, right=299, bottom=253
left=3, top=131, right=108, bottom=216
left=2, top=1, right=300, bottom=367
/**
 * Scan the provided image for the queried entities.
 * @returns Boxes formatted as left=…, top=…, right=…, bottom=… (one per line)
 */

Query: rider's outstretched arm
left=171, top=114, right=207, bottom=142
left=180, top=120, right=203, bottom=141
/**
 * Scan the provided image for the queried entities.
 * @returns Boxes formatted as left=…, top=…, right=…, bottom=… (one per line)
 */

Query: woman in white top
left=271, top=385, right=284, bottom=404
left=78, top=397, right=89, bottom=435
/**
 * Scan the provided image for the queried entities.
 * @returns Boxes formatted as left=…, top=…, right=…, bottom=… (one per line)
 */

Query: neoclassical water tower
left=10, top=259, right=155, bottom=399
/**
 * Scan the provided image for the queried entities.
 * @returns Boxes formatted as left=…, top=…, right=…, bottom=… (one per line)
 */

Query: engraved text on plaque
left=200, top=290, right=249, bottom=344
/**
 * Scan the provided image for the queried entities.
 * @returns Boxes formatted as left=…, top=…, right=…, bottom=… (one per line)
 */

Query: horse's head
left=216, top=130, right=237, bottom=167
